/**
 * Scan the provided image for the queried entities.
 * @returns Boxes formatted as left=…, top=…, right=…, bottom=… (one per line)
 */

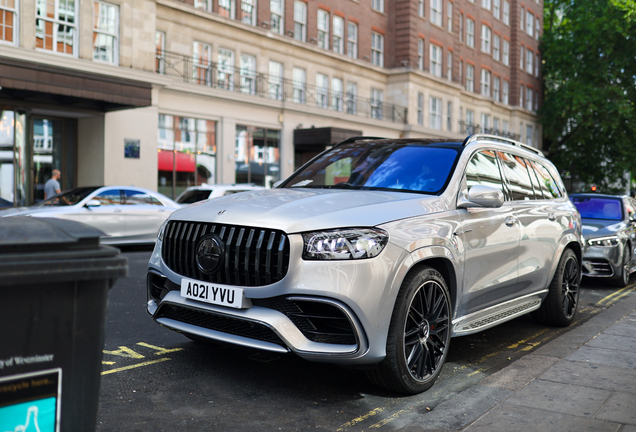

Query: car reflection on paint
left=0, top=186, right=180, bottom=245
left=570, top=193, right=636, bottom=287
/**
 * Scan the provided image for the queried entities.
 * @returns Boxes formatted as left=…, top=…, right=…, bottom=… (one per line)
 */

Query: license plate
left=180, top=278, right=244, bottom=309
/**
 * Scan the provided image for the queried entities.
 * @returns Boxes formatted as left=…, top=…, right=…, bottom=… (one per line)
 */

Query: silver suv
left=147, top=135, right=583, bottom=394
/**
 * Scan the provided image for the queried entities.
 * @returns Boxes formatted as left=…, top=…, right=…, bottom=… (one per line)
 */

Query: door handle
left=548, top=213, right=557, bottom=221
left=505, top=216, right=517, bottom=227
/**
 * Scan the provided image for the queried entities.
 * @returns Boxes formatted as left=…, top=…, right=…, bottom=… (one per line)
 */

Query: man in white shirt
left=44, top=169, right=62, bottom=199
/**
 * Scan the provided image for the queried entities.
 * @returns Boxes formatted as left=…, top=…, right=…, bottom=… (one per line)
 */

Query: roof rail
left=334, top=136, right=388, bottom=147
left=462, top=134, right=544, bottom=157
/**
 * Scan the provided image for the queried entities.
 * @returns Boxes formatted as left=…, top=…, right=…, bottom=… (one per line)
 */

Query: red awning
left=158, top=151, right=196, bottom=172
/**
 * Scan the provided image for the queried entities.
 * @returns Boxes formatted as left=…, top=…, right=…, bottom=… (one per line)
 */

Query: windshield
left=36, top=187, right=100, bottom=207
left=571, top=196, right=624, bottom=221
left=282, top=142, right=459, bottom=195
left=177, top=190, right=212, bottom=204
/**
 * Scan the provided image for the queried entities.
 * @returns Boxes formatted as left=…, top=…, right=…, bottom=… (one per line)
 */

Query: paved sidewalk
left=396, top=292, right=636, bottom=432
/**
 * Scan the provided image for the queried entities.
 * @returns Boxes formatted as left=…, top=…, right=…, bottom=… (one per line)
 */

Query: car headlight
left=158, top=219, right=170, bottom=241
left=588, top=236, right=619, bottom=247
left=302, top=228, right=388, bottom=260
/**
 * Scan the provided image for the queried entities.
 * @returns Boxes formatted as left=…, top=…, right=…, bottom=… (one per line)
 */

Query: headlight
left=588, top=236, right=619, bottom=247
left=302, top=228, right=388, bottom=260
left=158, top=219, right=170, bottom=241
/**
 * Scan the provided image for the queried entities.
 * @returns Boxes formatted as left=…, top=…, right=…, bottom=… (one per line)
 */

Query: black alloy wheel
left=533, top=248, right=580, bottom=327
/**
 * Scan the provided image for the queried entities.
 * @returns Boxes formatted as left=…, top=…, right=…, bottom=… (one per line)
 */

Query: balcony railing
left=156, top=50, right=408, bottom=124
left=459, top=121, right=521, bottom=141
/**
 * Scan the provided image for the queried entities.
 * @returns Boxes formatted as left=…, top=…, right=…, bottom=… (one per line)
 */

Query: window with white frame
left=193, top=42, right=212, bottom=85
left=534, top=90, right=539, bottom=110
left=503, top=39, right=509, bottom=65
left=418, top=0, right=424, bottom=17
left=526, top=10, right=534, bottom=36
left=333, top=15, right=344, bottom=54
left=447, top=50, right=453, bottom=81
left=493, top=0, right=500, bottom=19
left=292, top=67, right=306, bottom=104
left=347, top=22, right=357, bottom=58
left=459, top=59, right=463, bottom=83
left=526, top=48, right=533, bottom=74
left=36, top=0, right=78, bottom=55
left=447, top=1, right=453, bottom=31
left=317, top=9, right=329, bottom=49
left=293, top=1, right=306, bottom=42
left=520, top=44, right=524, bottom=70
left=459, top=13, right=464, bottom=42
left=503, top=0, right=510, bottom=25
left=0, top=0, right=18, bottom=44
left=503, top=79, right=509, bottom=104
left=519, top=84, right=524, bottom=106
left=417, top=92, right=424, bottom=126
left=155, top=31, right=165, bottom=73
left=481, top=25, right=491, bottom=53
left=466, top=18, right=475, bottom=48
left=493, top=75, right=500, bottom=100
left=526, top=87, right=533, bottom=110
left=372, top=0, right=384, bottom=13
left=503, top=119, right=509, bottom=133
left=241, top=0, right=256, bottom=25
left=447, top=101, right=452, bottom=131
left=240, top=54, right=256, bottom=94
left=481, top=0, right=491, bottom=10
left=219, top=0, right=236, bottom=19
left=535, top=18, right=540, bottom=39
left=430, top=96, right=442, bottom=129
left=481, top=113, right=490, bottom=130
left=371, top=88, right=383, bottom=120
left=526, top=124, right=533, bottom=146
left=535, top=53, right=539, bottom=76
left=371, top=32, right=384, bottom=67
left=218, top=48, right=235, bottom=90
left=519, top=6, right=524, bottom=29
left=493, top=117, right=500, bottom=131
left=493, top=34, right=500, bottom=61
left=268, top=60, right=283, bottom=100
left=466, top=109, right=475, bottom=130
left=480, top=69, right=491, bottom=96
left=93, top=1, right=119, bottom=64
left=431, top=0, right=442, bottom=26
left=430, top=44, right=442, bottom=77
left=466, top=64, right=474, bottom=92
left=346, top=82, right=357, bottom=114
left=316, top=73, right=328, bottom=108
left=332, top=77, right=343, bottom=111
left=418, top=38, right=425, bottom=70
left=270, top=0, right=284, bottom=34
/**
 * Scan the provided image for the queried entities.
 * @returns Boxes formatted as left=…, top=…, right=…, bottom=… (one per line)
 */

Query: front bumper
left=581, top=244, right=621, bottom=278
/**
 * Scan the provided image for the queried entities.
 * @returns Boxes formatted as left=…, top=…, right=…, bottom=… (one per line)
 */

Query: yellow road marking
left=369, top=409, right=408, bottom=428
left=101, top=358, right=170, bottom=375
left=102, top=361, right=116, bottom=365
left=103, top=346, right=145, bottom=359
left=602, top=287, right=635, bottom=306
left=337, top=408, right=385, bottom=430
left=507, top=328, right=550, bottom=349
left=136, top=342, right=184, bottom=355
left=598, top=286, right=632, bottom=305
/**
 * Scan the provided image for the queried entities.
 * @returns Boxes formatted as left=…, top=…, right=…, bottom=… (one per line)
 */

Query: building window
left=430, top=44, right=442, bottom=77
left=493, top=117, right=500, bottom=131
left=371, top=88, right=383, bottom=120
left=503, top=39, right=509, bottom=65
left=534, top=90, right=539, bottom=110
left=536, top=18, right=540, bottom=39
left=155, top=31, right=165, bottom=73
left=235, top=126, right=280, bottom=187
left=217, top=48, right=235, bottom=90
left=93, top=1, right=119, bottom=64
left=535, top=53, right=539, bottom=77
left=526, top=10, right=534, bottom=36
left=418, top=0, right=424, bottom=17
left=316, top=73, right=328, bottom=108
left=447, top=50, right=453, bottom=81
left=480, top=69, right=491, bottom=97
left=293, top=1, right=306, bottom=42
left=459, top=13, right=464, bottom=42
left=526, top=48, right=534, bottom=74
left=503, top=0, right=509, bottom=25
left=317, top=9, right=329, bottom=49
left=292, top=67, right=306, bottom=104
left=347, top=22, right=357, bottom=58
left=268, top=60, right=283, bottom=100
left=519, top=84, right=524, bottom=107
left=240, top=54, right=256, bottom=94
left=430, top=96, right=442, bottom=129
left=1, top=0, right=18, bottom=43
left=417, top=92, right=424, bottom=126
left=526, top=124, right=533, bottom=146
left=371, top=32, right=384, bottom=67
left=519, top=6, right=524, bottom=29
left=372, top=0, right=384, bottom=13
left=493, top=76, right=500, bottom=101
left=466, top=109, right=475, bottom=132
left=332, top=77, right=343, bottom=111
left=193, top=42, right=212, bottom=85
left=270, top=0, right=284, bottom=34
left=219, top=0, right=236, bottom=19
left=520, top=44, right=524, bottom=69
left=503, top=120, right=509, bottom=133
left=241, top=0, right=256, bottom=26
left=346, top=82, right=357, bottom=114
left=431, top=0, right=442, bottom=26
left=481, top=25, right=491, bottom=53
left=36, top=0, right=77, bottom=55
left=447, top=101, right=452, bottom=131
left=481, top=0, right=491, bottom=10
left=447, top=1, right=453, bottom=31
left=459, top=60, right=463, bottom=84
left=503, top=80, right=509, bottom=104
left=333, top=15, right=344, bottom=54
left=466, top=18, right=475, bottom=48
left=493, top=34, right=500, bottom=61
left=481, top=113, right=490, bottom=130
left=493, top=0, right=500, bottom=19
left=418, top=38, right=425, bottom=70
left=466, top=64, right=474, bottom=92
left=526, top=87, right=533, bottom=110
left=195, top=0, right=212, bottom=11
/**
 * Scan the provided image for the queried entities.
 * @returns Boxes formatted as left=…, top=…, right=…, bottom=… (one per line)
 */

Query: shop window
left=235, top=126, right=280, bottom=187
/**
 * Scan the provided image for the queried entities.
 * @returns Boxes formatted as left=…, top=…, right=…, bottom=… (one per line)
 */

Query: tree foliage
left=540, top=0, right=636, bottom=193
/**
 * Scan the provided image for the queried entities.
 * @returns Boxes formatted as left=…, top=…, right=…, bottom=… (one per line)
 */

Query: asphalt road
left=96, top=248, right=636, bottom=432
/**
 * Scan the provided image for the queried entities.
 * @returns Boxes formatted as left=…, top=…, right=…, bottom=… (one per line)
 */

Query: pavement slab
left=567, top=345, right=636, bottom=368
left=539, top=359, right=636, bottom=394
left=595, top=391, right=636, bottom=426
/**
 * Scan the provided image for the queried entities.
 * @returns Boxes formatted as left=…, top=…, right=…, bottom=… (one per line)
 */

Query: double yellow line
left=597, top=285, right=636, bottom=307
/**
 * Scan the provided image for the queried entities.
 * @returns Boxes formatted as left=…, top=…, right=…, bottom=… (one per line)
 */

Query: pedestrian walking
left=44, top=169, right=62, bottom=199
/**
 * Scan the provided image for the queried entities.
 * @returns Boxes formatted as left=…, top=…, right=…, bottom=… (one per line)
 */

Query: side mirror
left=457, top=185, right=505, bottom=209
left=86, top=199, right=101, bottom=208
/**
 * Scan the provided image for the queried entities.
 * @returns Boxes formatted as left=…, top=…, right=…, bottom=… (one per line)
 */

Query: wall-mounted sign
left=124, top=139, right=140, bottom=159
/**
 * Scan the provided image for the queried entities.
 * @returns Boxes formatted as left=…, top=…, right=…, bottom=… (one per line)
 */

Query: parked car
left=0, top=186, right=180, bottom=245
left=147, top=135, right=583, bottom=394
left=570, top=193, right=636, bottom=287
left=175, top=184, right=265, bottom=204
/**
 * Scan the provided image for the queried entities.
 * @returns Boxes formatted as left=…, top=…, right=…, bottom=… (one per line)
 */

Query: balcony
left=459, top=121, right=521, bottom=141
left=156, top=50, right=408, bottom=124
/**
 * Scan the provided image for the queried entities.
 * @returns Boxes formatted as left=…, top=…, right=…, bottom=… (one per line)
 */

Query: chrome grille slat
left=162, top=221, right=290, bottom=287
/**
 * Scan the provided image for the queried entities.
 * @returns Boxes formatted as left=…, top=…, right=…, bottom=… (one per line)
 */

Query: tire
left=366, top=266, right=452, bottom=394
left=614, top=244, right=631, bottom=288
left=532, top=248, right=580, bottom=327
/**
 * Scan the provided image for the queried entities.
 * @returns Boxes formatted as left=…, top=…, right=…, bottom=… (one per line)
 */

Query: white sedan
left=0, top=186, right=180, bottom=245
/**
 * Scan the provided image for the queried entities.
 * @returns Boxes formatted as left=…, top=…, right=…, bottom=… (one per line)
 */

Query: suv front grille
left=162, top=221, right=290, bottom=287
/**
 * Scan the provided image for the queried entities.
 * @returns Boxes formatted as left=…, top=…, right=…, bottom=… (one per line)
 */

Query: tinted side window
left=527, top=161, right=551, bottom=199
left=534, top=161, right=562, bottom=198
left=465, top=150, right=505, bottom=194
left=498, top=152, right=535, bottom=201
left=94, top=189, right=121, bottom=206
left=124, top=190, right=162, bottom=206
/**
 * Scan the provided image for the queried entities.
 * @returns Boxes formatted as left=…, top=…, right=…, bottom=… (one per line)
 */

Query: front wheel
left=614, top=244, right=631, bottom=288
left=532, top=248, right=580, bottom=327
left=366, top=266, right=452, bottom=394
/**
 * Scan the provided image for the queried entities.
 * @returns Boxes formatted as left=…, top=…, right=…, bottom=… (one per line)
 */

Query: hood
left=580, top=218, right=625, bottom=239
left=171, top=188, right=446, bottom=233
left=0, top=206, right=73, bottom=218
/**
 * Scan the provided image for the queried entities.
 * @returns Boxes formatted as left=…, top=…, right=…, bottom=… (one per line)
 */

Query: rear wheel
left=532, top=249, right=580, bottom=326
left=614, top=244, right=631, bottom=288
left=367, top=266, right=451, bottom=394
